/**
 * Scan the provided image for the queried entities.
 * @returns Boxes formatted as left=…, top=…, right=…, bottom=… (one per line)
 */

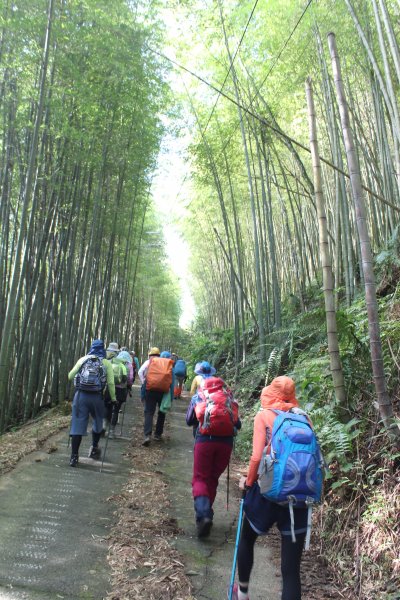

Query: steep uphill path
left=0, top=385, right=340, bottom=599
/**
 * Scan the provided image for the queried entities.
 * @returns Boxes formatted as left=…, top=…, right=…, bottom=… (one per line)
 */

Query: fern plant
left=264, top=347, right=283, bottom=385
left=310, top=406, right=361, bottom=467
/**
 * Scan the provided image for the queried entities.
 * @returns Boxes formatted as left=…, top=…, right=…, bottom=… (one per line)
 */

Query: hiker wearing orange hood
left=232, top=376, right=309, bottom=600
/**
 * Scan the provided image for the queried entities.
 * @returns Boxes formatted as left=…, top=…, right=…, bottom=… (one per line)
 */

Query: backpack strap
left=79, top=354, right=99, bottom=370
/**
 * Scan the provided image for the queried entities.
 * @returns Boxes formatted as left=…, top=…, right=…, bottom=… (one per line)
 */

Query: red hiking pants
left=192, top=440, right=232, bottom=504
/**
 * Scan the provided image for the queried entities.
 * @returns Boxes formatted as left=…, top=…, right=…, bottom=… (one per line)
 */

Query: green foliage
left=264, top=347, right=283, bottom=384
left=314, top=413, right=361, bottom=466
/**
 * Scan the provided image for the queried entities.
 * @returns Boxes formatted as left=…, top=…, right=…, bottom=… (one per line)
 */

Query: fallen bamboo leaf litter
left=106, top=418, right=195, bottom=600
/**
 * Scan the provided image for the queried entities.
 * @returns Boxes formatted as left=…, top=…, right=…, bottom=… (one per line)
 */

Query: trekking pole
left=100, top=423, right=111, bottom=473
left=226, top=459, right=230, bottom=511
left=227, top=437, right=235, bottom=511
left=228, top=493, right=245, bottom=600
left=119, top=401, right=126, bottom=436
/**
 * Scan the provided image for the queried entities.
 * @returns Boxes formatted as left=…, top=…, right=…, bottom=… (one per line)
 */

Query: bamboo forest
left=0, top=0, right=399, bottom=599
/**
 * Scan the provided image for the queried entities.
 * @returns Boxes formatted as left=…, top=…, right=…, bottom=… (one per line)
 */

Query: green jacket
left=68, top=355, right=116, bottom=402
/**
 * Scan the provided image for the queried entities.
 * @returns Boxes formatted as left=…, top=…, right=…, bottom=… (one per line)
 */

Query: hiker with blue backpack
left=173, top=356, right=187, bottom=399
left=230, top=376, right=325, bottom=600
left=68, top=339, right=116, bottom=467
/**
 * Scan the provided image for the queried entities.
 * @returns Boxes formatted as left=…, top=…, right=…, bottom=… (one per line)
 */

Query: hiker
left=118, top=350, right=134, bottom=391
left=173, top=356, right=187, bottom=399
left=106, top=350, right=133, bottom=439
left=103, top=344, right=128, bottom=439
left=190, top=360, right=216, bottom=394
left=121, top=347, right=136, bottom=387
left=130, top=350, right=140, bottom=383
left=106, top=341, right=119, bottom=360
left=138, top=347, right=174, bottom=446
left=186, top=376, right=240, bottom=538
left=68, top=339, right=116, bottom=467
left=186, top=361, right=217, bottom=437
left=232, top=376, right=320, bottom=600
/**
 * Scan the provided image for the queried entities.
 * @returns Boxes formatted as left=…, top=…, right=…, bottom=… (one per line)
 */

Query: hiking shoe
left=153, top=434, right=162, bottom=441
left=229, top=584, right=249, bottom=600
left=69, top=454, right=79, bottom=467
left=142, top=436, right=151, bottom=447
left=88, top=445, right=101, bottom=459
left=197, top=517, right=213, bottom=538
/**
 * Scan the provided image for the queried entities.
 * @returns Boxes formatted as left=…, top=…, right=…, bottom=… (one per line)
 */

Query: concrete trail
left=162, top=393, right=281, bottom=600
left=0, top=390, right=281, bottom=600
left=0, top=402, right=135, bottom=600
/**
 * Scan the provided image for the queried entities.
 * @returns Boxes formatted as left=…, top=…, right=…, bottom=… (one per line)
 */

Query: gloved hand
left=291, top=407, right=307, bottom=416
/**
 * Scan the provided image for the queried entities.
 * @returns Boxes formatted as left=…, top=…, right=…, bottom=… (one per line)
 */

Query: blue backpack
left=258, top=409, right=325, bottom=549
left=174, top=359, right=187, bottom=378
left=74, top=356, right=107, bottom=393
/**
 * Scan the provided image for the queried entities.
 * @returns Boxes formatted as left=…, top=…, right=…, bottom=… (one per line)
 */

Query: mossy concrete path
left=163, top=391, right=281, bottom=600
left=0, top=403, right=135, bottom=600
left=0, top=388, right=282, bottom=600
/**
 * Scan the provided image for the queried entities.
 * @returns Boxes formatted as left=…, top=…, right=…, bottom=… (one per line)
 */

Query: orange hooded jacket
left=245, top=376, right=300, bottom=487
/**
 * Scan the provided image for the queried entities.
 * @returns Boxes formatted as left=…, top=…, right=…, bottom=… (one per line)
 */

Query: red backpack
left=194, top=377, right=239, bottom=436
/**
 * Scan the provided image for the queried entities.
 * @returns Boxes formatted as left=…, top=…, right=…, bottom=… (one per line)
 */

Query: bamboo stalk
left=328, top=32, right=399, bottom=441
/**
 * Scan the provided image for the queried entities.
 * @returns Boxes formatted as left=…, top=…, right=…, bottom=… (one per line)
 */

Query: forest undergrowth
left=186, top=262, right=400, bottom=600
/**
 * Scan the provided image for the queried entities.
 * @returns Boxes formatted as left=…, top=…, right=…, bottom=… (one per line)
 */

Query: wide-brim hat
left=106, top=342, right=119, bottom=353
left=149, top=347, right=160, bottom=356
left=194, top=361, right=216, bottom=376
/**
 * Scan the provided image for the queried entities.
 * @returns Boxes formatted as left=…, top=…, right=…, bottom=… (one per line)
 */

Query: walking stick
left=227, top=438, right=235, bottom=510
left=100, top=422, right=111, bottom=473
left=119, top=401, right=126, bottom=436
left=228, top=494, right=245, bottom=600
left=226, top=459, right=230, bottom=511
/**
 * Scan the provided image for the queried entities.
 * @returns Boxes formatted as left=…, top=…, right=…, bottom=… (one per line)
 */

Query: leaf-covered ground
left=106, top=417, right=195, bottom=600
left=0, top=406, right=70, bottom=476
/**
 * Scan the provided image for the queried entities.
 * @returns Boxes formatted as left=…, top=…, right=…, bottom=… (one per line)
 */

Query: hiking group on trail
left=67, top=342, right=324, bottom=600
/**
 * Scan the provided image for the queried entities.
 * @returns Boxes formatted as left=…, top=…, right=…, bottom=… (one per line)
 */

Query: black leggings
left=237, top=516, right=305, bottom=600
